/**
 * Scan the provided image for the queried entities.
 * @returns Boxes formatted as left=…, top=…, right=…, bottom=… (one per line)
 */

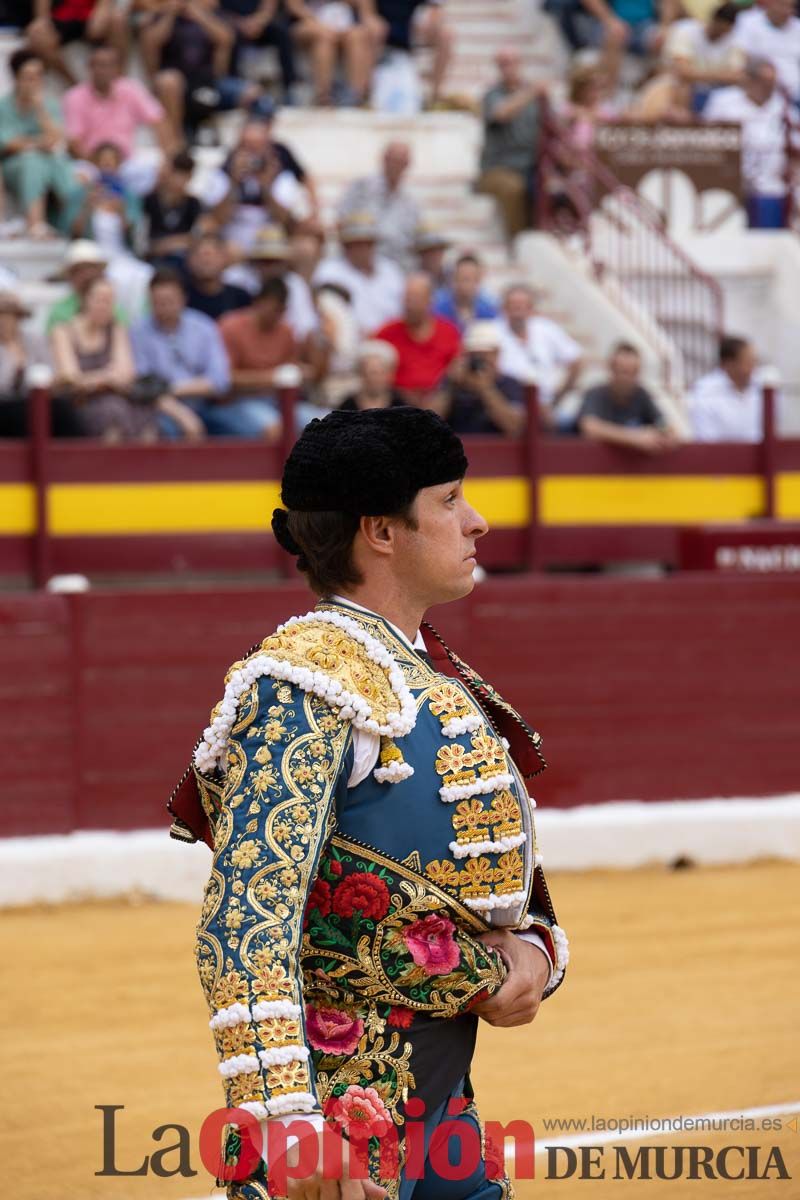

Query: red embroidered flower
left=305, top=1004, right=363, bottom=1055
left=484, top=1131, right=506, bottom=1180
left=386, top=1005, right=415, bottom=1028
left=329, top=859, right=343, bottom=877
left=327, top=1085, right=392, bottom=1140
left=378, top=1131, right=401, bottom=1179
left=468, top=986, right=491, bottom=1009
left=332, top=872, right=390, bottom=921
left=402, top=914, right=461, bottom=975
left=303, top=877, right=332, bottom=929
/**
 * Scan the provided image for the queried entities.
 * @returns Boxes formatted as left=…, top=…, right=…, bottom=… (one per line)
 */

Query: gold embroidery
left=266, top=1059, right=308, bottom=1094
left=256, top=1016, right=301, bottom=1045
left=489, top=790, right=523, bottom=838
left=494, top=849, right=524, bottom=895
left=257, top=621, right=400, bottom=727
left=460, top=856, right=495, bottom=899
left=452, top=798, right=491, bottom=845
left=429, top=681, right=470, bottom=718
left=434, top=743, right=471, bottom=776
left=196, top=681, right=352, bottom=1115
left=227, top=1072, right=264, bottom=1106
left=217, top=1024, right=257, bottom=1058
left=424, top=859, right=460, bottom=889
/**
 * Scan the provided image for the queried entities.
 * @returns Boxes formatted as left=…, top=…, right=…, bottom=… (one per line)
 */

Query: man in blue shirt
left=131, top=267, right=276, bottom=438
left=432, top=253, right=499, bottom=333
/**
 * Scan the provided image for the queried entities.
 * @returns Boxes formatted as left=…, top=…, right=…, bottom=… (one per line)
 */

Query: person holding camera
left=445, top=320, right=526, bottom=436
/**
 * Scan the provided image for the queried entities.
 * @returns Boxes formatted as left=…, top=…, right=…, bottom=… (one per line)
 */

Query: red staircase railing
left=535, top=104, right=724, bottom=392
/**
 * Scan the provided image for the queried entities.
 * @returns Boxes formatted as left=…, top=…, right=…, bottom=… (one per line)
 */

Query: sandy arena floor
left=3, top=861, right=798, bottom=1199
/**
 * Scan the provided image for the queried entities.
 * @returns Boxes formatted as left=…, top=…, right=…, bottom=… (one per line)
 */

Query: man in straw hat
left=314, top=213, right=404, bottom=334
left=170, top=407, right=568, bottom=1199
left=239, top=225, right=318, bottom=342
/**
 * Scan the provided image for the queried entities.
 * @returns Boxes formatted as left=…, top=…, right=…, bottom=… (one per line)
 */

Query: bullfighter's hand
left=471, top=929, right=550, bottom=1027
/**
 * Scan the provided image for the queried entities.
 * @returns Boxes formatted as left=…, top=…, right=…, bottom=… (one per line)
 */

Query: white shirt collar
left=330, top=594, right=426, bottom=650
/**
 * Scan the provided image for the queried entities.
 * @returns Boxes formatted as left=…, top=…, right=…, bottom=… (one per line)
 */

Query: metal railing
left=535, top=104, right=724, bottom=392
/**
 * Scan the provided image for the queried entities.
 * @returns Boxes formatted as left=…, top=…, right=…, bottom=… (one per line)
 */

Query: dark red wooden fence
left=3, top=573, right=798, bottom=838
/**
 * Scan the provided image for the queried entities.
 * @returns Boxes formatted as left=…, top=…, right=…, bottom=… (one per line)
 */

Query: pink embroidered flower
left=305, top=1004, right=363, bottom=1055
left=328, top=1085, right=392, bottom=1140
left=402, top=914, right=461, bottom=975
left=332, top=872, right=390, bottom=921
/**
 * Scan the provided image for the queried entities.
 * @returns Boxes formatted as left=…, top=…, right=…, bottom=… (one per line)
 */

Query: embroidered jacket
left=171, top=599, right=568, bottom=1191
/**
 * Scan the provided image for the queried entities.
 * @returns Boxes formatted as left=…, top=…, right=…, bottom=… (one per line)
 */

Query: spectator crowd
left=0, top=0, right=793, bottom=446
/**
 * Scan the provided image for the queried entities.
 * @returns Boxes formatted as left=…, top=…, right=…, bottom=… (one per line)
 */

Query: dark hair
left=455, top=253, right=481, bottom=270
left=711, top=3, right=739, bottom=25
left=9, top=48, right=42, bottom=77
left=610, top=340, right=640, bottom=358
left=285, top=503, right=418, bottom=596
left=170, top=150, right=195, bottom=174
left=93, top=140, right=123, bottom=160
left=149, top=267, right=186, bottom=293
left=90, top=42, right=120, bottom=59
left=189, top=230, right=224, bottom=250
left=257, top=276, right=289, bottom=307
left=719, top=335, right=749, bottom=364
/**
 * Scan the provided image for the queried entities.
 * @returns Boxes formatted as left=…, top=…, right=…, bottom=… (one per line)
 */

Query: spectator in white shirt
left=689, top=335, right=772, bottom=442
left=731, top=0, right=800, bottom=101
left=313, top=212, right=405, bottom=334
left=204, top=119, right=309, bottom=254
left=497, top=283, right=583, bottom=423
left=703, top=58, right=797, bottom=229
left=337, top=141, right=421, bottom=269
left=664, top=3, right=745, bottom=112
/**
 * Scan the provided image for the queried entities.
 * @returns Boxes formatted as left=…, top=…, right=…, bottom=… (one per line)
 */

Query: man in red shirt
left=374, top=272, right=461, bottom=402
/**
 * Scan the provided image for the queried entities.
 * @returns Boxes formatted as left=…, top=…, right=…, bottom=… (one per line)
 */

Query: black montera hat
left=272, top=407, right=468, bottom=552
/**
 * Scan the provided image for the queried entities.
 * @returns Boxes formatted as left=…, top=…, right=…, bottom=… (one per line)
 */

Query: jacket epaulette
left=194, top=609, right=417, bottom=776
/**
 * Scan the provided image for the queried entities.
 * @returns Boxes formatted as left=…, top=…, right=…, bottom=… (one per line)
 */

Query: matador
left=169, top=406, right=568, bottom=1199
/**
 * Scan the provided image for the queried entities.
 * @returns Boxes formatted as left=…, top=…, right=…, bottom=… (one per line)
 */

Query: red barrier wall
left=3, top=574, right=798, bottom=837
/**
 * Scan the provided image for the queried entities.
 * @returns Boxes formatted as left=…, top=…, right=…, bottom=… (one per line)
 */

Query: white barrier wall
left=2, top=796, right=799, bottom=907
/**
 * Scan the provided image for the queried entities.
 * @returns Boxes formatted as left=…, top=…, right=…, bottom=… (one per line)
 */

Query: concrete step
left=0, top=238, right=68, bottom=283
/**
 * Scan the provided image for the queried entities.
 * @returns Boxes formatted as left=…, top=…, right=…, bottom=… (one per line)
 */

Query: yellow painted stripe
left=540, top=475, right=765, bottom=526
left=777, top=472, right=800, bottom=519
left=3, top=473, right=798, bottom=538
left=464, top=477, right=529, bottom=527
left=49, top=481, right=282, bottom=535
left=0, top=484, right=36, bottom=535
